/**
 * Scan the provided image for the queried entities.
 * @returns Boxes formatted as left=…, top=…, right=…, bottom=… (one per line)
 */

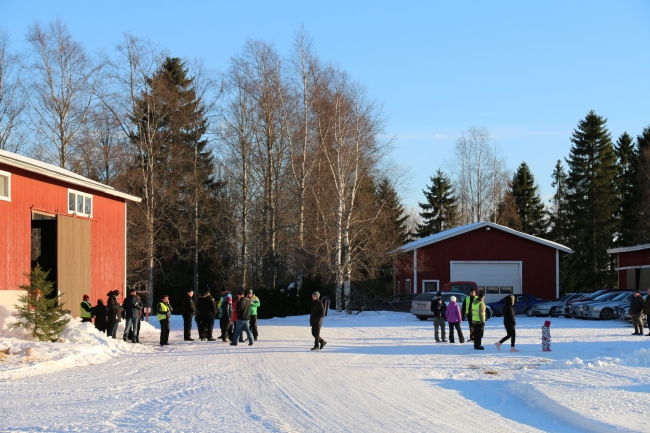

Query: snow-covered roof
left=607, top=244, right=650, bottom=254
left=390, top=221, right=573, bottom=254
left=0, top=149, right=141, bottom=202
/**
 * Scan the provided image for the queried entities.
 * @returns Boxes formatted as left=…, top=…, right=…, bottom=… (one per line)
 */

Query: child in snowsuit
left=542, top=320, right=552, bottom=352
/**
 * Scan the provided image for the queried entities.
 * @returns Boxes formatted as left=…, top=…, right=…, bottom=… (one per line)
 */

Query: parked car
left=410, top=292, right=493, bottom=321
left=530, top=293, right=584, bottom=317
left=614, top=294, right=648, bottom=325
left=579, top=292, right=634, bottom=320
left=569, top=292, right=625, bottom=318
left=365, top=294, right=417, bottom=312
left=562, top=289, right=626, bottom=317
left=488, top=294, right=545, bottom=317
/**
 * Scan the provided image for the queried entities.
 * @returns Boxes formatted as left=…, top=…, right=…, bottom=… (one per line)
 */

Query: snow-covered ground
left=1, top=307, right=649, bottom=432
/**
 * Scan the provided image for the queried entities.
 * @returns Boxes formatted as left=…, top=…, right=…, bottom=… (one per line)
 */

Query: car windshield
left=593, top=293, right=617, bottom=301
left=557, top=294, right=572, bottom=302
left=612, top=292, right=630, bottom=301
left=591, top=289, right=608, bottom=298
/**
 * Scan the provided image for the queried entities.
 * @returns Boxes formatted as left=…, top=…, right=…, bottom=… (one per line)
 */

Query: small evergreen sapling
left=13, top=265, right=70, bottom=341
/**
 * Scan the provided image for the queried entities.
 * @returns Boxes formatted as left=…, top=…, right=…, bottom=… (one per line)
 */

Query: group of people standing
left=430, top=288, right=520, bottom=351
left=79, top=288, right=144, bottom=343
left=175, top=288, right=260, bottom=348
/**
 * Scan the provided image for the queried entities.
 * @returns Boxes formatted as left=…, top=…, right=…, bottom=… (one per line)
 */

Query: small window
left=67, top=189, right=93, bottom=217
left=486, top=286, right=499, bottom=294
left=0, top=170, right=10, bottom=202
left=500, top=286, right=513, bottom=294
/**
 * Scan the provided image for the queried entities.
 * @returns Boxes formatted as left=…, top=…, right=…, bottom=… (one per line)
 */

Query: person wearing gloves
left=157, top=295, right=173, bottom=346
left=495, top=295, right=518, bottom=352
left=446, top=296, right=464, bottom=344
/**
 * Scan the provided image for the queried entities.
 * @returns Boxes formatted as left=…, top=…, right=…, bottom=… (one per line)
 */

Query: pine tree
left=614, top=132, right=638, bottom=246
left=565, top=111, right=619, bottom=291
left=510, top=162, right=547, bottom=237
left=635, top=126, right=650, bottom=243
left=13, top=265, right=70, bottom=341
left=376, top=178, right=409, bottom=245
left=547, top=160, right=571, bottom=245
left=417, top=169, right=458, bottom=237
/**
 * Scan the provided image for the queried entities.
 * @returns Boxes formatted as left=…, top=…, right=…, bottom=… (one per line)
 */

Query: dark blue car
left=488, top=294, right=545, bottom=317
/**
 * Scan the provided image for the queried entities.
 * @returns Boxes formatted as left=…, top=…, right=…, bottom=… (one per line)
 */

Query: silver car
left=530, top=293, right=583, bottom=317
left=410, top=292, right=493, bottom=321
left=581, top=292, right=634, bottom=320
left=570, top=292, right=623, bottom=318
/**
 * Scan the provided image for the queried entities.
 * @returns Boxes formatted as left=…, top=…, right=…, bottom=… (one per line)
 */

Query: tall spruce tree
left=565, top=111, right=619, bottom=291
left=614, top=132, right=638, bottom=246
left=548, top=160, right=571, bottom=245
left=635, top=126, right=650, bottom=243
left=376, top=178, right=409, bottom=245
left=511, top=162, right=547, bottom=237
left=417, top=169, right=458, bottom=237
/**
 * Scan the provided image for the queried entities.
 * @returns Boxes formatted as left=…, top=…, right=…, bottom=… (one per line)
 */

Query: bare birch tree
left=26, top=20, right=102, bottom=169
left=0, top=29, right=27, bottom=153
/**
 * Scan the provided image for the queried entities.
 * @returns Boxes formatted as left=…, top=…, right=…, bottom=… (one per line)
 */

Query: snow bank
left=0, top=306, right=152, bottom=380
left=541, top=348, right=650, bottom=370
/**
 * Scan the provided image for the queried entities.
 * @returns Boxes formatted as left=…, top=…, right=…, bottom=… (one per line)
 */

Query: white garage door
left=450, top=262, right=521, bottom=294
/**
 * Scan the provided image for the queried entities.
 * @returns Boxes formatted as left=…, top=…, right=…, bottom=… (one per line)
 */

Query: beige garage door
left=450, top=262, right=521, bottom=294
left=57, top=215, right=91, bottom=317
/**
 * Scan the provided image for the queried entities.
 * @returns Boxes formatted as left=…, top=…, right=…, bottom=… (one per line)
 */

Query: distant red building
left=607, top=244, right=650, bottom=290
left=0, top=149, right=141, bottom=317
left=391, top=221, right=573, bottom=300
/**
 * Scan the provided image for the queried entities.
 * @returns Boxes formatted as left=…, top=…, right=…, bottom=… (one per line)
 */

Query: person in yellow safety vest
left=461, top=288, right=477, bottom=342
left=157, top=295, right=173, bottom=346
left=80, top=294, right=93, bottom=323
left=471, top=292, right=486, bottom=350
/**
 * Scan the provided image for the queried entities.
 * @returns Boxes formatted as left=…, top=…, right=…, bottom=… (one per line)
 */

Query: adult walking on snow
left=431, top=292, right=447, bottom=342
left=197, top=289, right=217, bottom=341
left=629, top=290, right=645, bottom=335
left=220, top=292, right=233, bottom=342
left=495, top=295, right=518, bottom=352
left=182, top=289, right=195, bottom=341
left=446, top=296, right=464, bottom=343
left=122, top=288, right=143, bottom=343
left=472, top=292, right=486, bottom=350
left=310, top=291, right=327, bottom=351
left=107, top=290, right=122, bottom=339
left=157, top=295, right=173, bottom=346
left=462, top=288, right=477, bottom=342
left=231, top=290, right=253, bottom=346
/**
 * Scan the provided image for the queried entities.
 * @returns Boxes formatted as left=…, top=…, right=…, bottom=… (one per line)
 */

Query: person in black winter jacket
left=107, top=291, right=122, bottom=339
left=122, top=289, right=143, bottom=343
left=231, top=290, right=253, bottom=346
left=92, top=299, right=108, bottom=334
left=430, top=292, right=447, bottom=342
left=629, top=290, right=645, bottom=335
left=182, top=289, right=196, bottom=341
left=309, top=291, right=326, bottom=350
left=220, top=294, right=233, bottom=342
left=196, top=290, right=217, bottom=341
left=495, top=295, right=518, bottom=352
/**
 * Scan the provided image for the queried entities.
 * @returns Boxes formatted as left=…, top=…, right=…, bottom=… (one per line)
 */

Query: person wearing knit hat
left=542, top=320, right=552, bottom=352
left=80, top=294, right=93, bottom=323
left=309, top=292, right=326, bottom=350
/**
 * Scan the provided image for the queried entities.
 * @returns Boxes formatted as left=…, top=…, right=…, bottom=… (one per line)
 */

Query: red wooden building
left=391, top=221, right=573, bottom=300
left=607, top=244, right=650, bottom=291
left=0, top=149, right=141, bottom=317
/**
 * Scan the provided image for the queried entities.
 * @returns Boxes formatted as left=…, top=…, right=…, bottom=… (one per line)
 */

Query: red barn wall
left=0, top=162, right=125, bottom=307
left=395, top=227, right=558, bottom=299
left=617, top=249, right=650, bottom=268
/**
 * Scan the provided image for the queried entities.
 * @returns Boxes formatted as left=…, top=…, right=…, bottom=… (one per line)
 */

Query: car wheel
left=525, top=307, right=533, bottom=317
left=599, top=308, right=613, bottom=320
left=417, top=316, right=428, bottom=321
left=549, top=307, right=558, bottom=318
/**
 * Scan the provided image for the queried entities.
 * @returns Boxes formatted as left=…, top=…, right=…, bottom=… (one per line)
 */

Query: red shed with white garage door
left=0, top=149, right=141, bottom=317
left=607, top=244, right=650, bottom=291
left=391, top=221, right=573, bottom=301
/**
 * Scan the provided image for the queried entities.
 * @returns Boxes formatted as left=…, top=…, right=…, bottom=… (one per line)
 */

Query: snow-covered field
left=1, top=307, right=649, bottom=432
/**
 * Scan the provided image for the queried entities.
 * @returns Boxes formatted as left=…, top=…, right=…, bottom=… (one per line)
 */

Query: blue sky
left=2, top=1, right=649, bottom=208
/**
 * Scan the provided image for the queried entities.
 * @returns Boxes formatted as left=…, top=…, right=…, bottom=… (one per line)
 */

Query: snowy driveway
left=1, top=312, right=649, bottom=432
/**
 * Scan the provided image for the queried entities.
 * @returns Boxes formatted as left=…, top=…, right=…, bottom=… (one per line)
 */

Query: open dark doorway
left=31, top=212, right=57, bottom=298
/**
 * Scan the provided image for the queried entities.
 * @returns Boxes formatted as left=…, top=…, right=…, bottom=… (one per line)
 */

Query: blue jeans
left=123, top=317, right=140, bottom=342
left=234, top=320, right=253, bottom=343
